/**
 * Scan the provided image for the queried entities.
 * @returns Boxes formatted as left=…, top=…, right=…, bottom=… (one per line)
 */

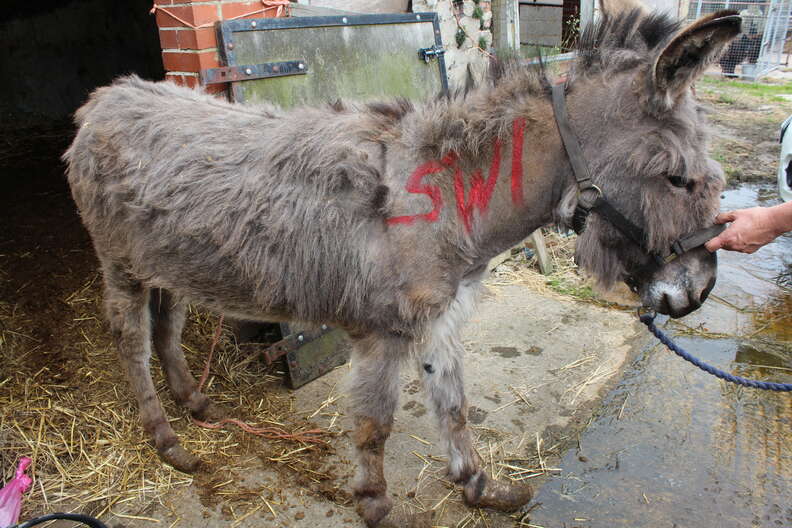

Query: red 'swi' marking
left=511, top=117, right=526, bottom=206
left=387, top=118, right=525, bottom=229
left=385, top=155, right=448, bottom=225
left=454, top=138, right=502, bottom=233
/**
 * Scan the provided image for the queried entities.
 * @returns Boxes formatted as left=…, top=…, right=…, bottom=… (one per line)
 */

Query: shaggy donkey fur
left=64, top=0, right=739, bottom=525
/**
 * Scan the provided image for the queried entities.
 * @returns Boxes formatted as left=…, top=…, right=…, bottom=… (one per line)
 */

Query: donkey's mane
left=574, top=9, right=682, bottom=75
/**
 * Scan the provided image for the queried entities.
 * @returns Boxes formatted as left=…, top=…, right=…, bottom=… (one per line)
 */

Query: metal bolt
left=342, top=17, right=348, bottom=23
left=245, top=68, right=252, bottom=75
left=251, top=21, right=257, bottom=28
left=298, top=63, right=305, bottom=70
left=227, top=43, right=234, bottom=49
left=297, top=334, right=304, bottom=342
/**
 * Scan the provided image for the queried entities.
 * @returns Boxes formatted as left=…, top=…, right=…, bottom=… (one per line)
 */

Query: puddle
left=528, top=183, right=792, bottom=528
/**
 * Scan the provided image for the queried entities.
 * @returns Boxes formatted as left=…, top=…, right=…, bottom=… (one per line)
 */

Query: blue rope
left=639, top=312, right=792, bottom=392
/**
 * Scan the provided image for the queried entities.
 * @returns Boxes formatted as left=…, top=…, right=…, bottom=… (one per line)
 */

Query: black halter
left=550, top=83, right=724, bottom=269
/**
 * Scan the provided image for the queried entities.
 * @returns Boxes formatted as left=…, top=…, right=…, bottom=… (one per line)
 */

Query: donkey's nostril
left=659, top=293, right=672, bottom=315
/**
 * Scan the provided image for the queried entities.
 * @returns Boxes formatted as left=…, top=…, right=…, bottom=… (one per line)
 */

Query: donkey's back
left=65, top=75, right=404, bottom=330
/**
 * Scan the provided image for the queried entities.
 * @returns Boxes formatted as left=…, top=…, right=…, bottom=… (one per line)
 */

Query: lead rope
left=639, top=311, right=792, bottom=391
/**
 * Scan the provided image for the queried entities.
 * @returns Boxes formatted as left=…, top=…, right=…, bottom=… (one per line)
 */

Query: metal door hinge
left=201, top=60, right=308, bottom=85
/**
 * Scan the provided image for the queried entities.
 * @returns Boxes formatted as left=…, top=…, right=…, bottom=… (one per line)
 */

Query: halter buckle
left=637, top=306, right=657, bottom=322
left=577, top=184, right=602, bottom=209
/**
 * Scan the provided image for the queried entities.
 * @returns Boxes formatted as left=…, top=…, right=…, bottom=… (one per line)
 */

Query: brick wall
left=153, top=0, right=289, bottom=95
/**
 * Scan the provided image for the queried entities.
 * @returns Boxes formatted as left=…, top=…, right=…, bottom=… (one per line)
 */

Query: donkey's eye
left=668, top=175, right=689, bottom=189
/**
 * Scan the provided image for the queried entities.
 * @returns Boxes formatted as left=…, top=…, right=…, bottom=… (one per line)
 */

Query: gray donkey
left=64, top=0, right=739, bottom=524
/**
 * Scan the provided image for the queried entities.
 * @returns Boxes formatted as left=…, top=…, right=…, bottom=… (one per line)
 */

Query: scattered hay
left=0, top=267, right=336, bottom=521
left=489, top=229, right=640, bottom=310
left=397, top=424, right=568, bottom=527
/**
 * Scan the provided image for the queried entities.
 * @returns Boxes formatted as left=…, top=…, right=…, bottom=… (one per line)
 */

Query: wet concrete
left=528, top=183, right=792, bottom=528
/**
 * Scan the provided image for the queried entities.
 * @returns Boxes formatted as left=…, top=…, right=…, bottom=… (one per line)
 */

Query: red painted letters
left=454, top=138, right=501, bottom=233
left=511, top=117, right=526, bottom=206
left=387, top=118, right=525, bottom=231
left=385, top=157, right=446, bottom=225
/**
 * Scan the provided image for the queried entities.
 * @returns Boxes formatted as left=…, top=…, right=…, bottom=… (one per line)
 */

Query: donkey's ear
left=651, top=10, right=741, bottom=109
left=600, top=0, right=647, bottom=17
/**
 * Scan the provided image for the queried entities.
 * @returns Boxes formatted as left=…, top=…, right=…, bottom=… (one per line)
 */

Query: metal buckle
left=577, top=184, right=602, bottom=209
left=637, top=306, right=657, bottom=321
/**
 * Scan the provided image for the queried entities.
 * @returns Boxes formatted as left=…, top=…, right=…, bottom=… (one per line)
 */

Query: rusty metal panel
left=216, top=13, right=448, bottom=107
left=284, top=329, right=348, bottom=389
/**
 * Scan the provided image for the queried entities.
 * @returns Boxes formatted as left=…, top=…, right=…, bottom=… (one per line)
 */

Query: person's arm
left=705, top=200, right=792, bottom=253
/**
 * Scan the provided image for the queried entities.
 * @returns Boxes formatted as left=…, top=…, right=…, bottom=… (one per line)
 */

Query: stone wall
left=413, top=1, right=493, bottom=88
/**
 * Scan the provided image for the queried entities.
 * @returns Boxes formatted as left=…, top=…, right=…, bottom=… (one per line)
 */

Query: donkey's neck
left=426, top=87, right=571, bottom=263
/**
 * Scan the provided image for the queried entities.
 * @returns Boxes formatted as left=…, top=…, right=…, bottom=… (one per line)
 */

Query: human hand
left=704, top=207, right=784, bottom=253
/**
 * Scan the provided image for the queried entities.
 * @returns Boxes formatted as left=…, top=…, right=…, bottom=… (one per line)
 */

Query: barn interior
left=0, top=0, right=170, bottom=510
left=1, top=0, right=164, bottom=331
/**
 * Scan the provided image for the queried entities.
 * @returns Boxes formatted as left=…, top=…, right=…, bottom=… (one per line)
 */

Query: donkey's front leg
left=349, top=335, right=433, bottom=528
left=420, top=334, right=532, bottom=512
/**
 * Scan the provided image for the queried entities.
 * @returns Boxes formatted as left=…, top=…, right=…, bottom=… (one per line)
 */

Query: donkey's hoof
left=463, top=471, right=532, bottom=512
left=355, top=495, right=393, bottom=527
left=377, top=509, right=434, bottom=528
left=159, top=444, right=201, bottom=473
left=192, top=401, right=229, bottom=423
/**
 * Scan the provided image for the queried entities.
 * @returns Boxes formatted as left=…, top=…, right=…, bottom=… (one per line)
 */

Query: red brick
left=205, top=83, right=229, bottom=97
left=166, top=73, right=199, bottom=88
left=155, top=4, right=219, bottom=29
left=153, top=0, right=180, bottom=5
left=221, top=1, right=279, bottom=20
left=159, top=28, right=217, bottom=50
left=158, top=29, right=179, bottom=49
left=162, top=50, right=220, bottom=72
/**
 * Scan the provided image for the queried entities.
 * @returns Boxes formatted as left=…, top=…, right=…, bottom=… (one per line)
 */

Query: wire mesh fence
left=686, top=0, right=791, bottom=80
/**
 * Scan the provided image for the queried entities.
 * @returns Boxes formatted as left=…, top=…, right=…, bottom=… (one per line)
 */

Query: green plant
left=472, top=5, right=483, bottom=19
left=456, top=27, right=466, bottom=48
left=699, top=76, right=792, bottom=100
left=718, top=93, right=736, bottom=104
left=545, top=277, right=596, bottom=300
left=478, top=35, right=488, bottom=51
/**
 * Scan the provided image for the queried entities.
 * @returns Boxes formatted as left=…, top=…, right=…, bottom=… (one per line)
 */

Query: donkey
left=64, top=0, right=739, bottom=525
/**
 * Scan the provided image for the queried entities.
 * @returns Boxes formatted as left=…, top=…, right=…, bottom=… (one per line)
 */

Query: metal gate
left=686, top=0, right=791, bottom=80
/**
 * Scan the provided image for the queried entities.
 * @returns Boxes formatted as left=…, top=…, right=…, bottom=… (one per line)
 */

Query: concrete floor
left=104, top=280, right=644, bottom=528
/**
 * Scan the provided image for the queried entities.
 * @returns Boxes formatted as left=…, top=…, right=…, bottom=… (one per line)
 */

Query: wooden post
left=491, top=0, right=521, bottom=52
left=529, top=229, right=553, bottom=275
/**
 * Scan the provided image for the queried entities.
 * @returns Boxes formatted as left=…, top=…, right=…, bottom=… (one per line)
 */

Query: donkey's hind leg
left=102, top=264, right=199, bottom=473
left=349, top=335, right=433, bottom=528
left=420, top=306, right=532, bottom=511
left=150, top=289, right=225, bottom=422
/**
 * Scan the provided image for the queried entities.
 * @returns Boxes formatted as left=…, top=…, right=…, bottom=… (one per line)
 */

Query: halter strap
left=549, top=83, right=724, bottom=265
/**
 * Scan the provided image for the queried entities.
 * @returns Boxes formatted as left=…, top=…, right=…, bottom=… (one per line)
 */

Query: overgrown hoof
left=463, top=471, right=532, bottom=512
left=159, top=444, right=201, bottom=473
left=377, top=509, right=434, bottom=528
left=192, top=400, right=229, bottom=423
left=355, top=494, right=394, bottom=527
